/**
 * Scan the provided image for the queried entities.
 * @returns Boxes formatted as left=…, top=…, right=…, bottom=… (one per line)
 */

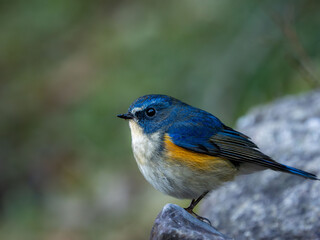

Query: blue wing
left=168, top=113, right=318, bottom=180
left=167, top=110, right=222, bottom=154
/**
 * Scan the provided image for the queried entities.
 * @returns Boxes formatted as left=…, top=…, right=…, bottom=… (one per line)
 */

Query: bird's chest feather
left=129, top=121, right=169, bottom=193
left=129, top=121, right=162, bottom=166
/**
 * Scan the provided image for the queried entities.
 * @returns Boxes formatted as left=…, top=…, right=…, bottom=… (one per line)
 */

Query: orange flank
left=164, top=134, right=236, bottom=176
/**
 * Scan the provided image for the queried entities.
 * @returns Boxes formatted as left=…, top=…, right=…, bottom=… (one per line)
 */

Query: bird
left=117, top=94, right=319, bottom=223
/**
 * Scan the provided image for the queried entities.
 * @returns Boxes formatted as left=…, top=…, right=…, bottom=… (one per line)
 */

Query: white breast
left=129, top=121, right=171, bottom=194
left=129, top=121, right=161, bottom=165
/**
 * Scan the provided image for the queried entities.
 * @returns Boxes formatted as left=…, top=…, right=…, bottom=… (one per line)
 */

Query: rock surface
left=201, top=90, right=320, bottom=239
left=150, top=203, right=232, bottom=240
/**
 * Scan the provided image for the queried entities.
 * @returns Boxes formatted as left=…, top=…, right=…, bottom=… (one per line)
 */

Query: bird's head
left=117, top=94, right=187, bottom=134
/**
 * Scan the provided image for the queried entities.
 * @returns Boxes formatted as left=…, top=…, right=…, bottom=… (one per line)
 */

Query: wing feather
left=210, top=126, right=318, bottom=179
left=168, top=121, right=318, bottom=180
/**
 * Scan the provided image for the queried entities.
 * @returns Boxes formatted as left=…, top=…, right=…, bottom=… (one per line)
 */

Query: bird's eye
left=145, top=108, right=156, bottom=117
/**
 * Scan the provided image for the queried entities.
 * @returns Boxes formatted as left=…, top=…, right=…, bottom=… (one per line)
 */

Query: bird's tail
left=281, top=164, right=319, bottom=180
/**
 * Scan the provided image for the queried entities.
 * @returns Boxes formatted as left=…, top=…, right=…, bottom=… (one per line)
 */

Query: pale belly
left=129, top=121, right=237, bottom=199
left=137, top=158, right=236, bottom=199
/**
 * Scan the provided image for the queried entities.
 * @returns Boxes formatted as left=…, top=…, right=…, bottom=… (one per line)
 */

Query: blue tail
left=284, top=165, right=319, bottom=180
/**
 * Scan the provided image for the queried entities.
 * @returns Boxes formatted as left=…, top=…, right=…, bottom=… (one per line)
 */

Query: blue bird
left=118, top=94, right=318, bottom=223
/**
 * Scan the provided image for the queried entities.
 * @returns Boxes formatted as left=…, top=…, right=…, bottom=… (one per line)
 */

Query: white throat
left=128, top=120, right=161, bottom=166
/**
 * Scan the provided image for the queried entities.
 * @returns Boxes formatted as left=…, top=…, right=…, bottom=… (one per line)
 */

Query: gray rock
left=150, top=203, right=232, bottom=240
left=201, top=90, right=320, bottom=240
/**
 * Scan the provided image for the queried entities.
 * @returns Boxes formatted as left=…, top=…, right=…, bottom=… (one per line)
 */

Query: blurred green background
left=1, top=0, right=319, bottom=239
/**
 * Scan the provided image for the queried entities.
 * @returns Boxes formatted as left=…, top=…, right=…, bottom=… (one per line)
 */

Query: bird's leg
left=185, top=191, right=209, bottom=212
left=184, top=191, right=211, bottom=225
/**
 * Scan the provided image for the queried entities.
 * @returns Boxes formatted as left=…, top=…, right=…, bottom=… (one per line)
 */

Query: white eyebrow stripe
left=131, top=107, right=144, bottom=114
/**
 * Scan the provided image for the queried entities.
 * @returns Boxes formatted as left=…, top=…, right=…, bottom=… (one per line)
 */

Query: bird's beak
left=117, top=112, right=134, bottom=120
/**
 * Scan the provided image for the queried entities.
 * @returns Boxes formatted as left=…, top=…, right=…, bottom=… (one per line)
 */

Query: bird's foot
left=184, top=207, right=212, bottom=226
